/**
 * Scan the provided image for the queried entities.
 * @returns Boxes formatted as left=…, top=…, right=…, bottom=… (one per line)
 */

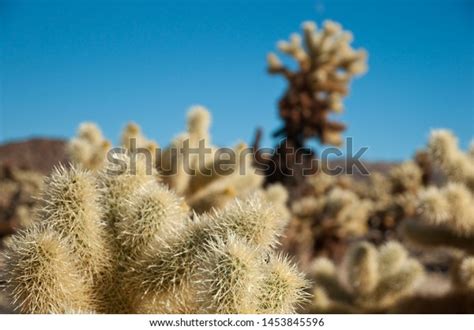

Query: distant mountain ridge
left=0, top=138, right=398, bottom=177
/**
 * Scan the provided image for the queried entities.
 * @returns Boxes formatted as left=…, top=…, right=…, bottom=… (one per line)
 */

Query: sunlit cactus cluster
left=66, top=106, right=288, bottom=217
left=67, top=123, right=112, bottom=171
left=309, top=241, right=424, bottom=313
left=283, top=158, right=425, bottom=266
left=300, top=129, right=474, bottom=313
left=1, top=157, right=308, bottom=314
left=397, top=130, right=474, bottom=310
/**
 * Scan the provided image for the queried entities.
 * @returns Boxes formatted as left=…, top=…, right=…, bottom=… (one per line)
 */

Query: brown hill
left=0, top=138, right=68, bottom=174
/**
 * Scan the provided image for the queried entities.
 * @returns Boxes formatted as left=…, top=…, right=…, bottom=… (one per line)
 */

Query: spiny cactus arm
left=115, top=182, right=189, bottom=259
left=291, top=196, right=324, bottom=219
left=187, top=141, right=257, bottom=198
left=458, top=257, right=474, bottom=289
left=187, top=181, right=239, bottom=214
left=211, top=195, right=288, bottom=249
left=67, top=122, right=111, bottom=171
left=2, top=226, right=94, bottom=313
left=428, top=129, right=474, bottom=190
left=307, top=172, right=337, bottom=196
left=388, top=161, right=423, bottom=194
left=123, top=218, right=214, bottom=310
left=441, top=183, right=474, bottom=234
left=161, top=106, right=213, bottom=196
left=121, top=122, right=159, bottom=157
left=264, top=183, right=289, bottom=205
left=451, top=257, right=474, bottom=290
left=98, top=152, right=158, bottom=227
left=259, top=183, right=291, bottom=221
left=39, top=165, right=112, bottom=282
left=160, top=134, right=192, bottom=195
left=415, top=186, right=451, bottom=224
left=257, top=253, right=310, bottom=313
left=309, top=288, right=357, bottom=313
left=308, top=257, right=354, bottom=313
left=309, top=242, right=424, bottom=313
left=195, top=234, right=263, bottom=314
left=310, top=257, right=353, bottom=304
left=345, top=242, right=379, bottom=295
left=377, top=241, right=408, bottom=277
left=187, top=105, right=212, bottom=145
left=368, top=259, right=424, bottom=308
left=187, top=159, right=264, bottom=214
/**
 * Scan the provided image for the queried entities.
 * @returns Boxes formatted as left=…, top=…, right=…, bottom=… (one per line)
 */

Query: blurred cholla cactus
left=427, top=129, right=474, bottom=191
left=309, top=241, right=424, bottom=313
left=268, top=20, right=368, bottom=147
left=121, top=122, right=159, bottom=163
left=159, top=107, right=287, bottom=215
left=402, top=130, right=474, bottom=253
left=0, top=164, right=44, bottom=239
left=288, top=185, right=372, bottom=265
left=359, top=161, right=423, bottom=243
left=67, top=123, right=111, bottom=170
left=67, top=106, right=288, bottom=217
left=398, top=130, right=474, bottom=311
left=1, top=162, right=307, bottom=314
left=401, top=181, right=474, bottom=292
left=388, top=161, right=423, bottom=194
left=293, top=187, right=371, bottom=237
left=283, top=158, right=425, bottom=266
left=451, top=256, right=474, bottom=290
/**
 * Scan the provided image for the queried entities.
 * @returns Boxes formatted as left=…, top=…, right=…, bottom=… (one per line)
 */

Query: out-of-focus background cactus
left=1, top=0, right=473, bottom=314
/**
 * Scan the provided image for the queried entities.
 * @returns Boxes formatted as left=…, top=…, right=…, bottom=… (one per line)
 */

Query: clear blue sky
left=1, top=0, right=473, bottom=160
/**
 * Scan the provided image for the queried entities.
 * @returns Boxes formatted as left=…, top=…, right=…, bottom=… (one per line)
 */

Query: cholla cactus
left=401, top=183, right=474, bottom=301
left=288, top=185, right=371, bottom=264
left=257, top=253, right=310, bottom=313
left=295, top=188, right=371, bottom=237
left=160, top=108, right=272, bottom=214
left=67, top=123, right=111, bottom=170
left=2, top=166, right=111, bottom=313
left=159, top=106, right=215, bottom=195
left=196, top=234, right=263, bottom=313
left=184, top=142, right=264, bottom=213
left=121, top=122, right=159, bottom=163
left=402, top=130, right=474, bottom=253
left=284, top=158, right=425, bottom=265
left=2, top=226, right=94, bottom=313
left=359, top=162, right=423, bottom=242
left=1, top=162, right=308, bottom=314
left=427, top=129, right=474, bottom=191
left=308, top=241, right=424, bottom=313
left=397, top=130, right=474, bottom=310
left=268, top=20, right=367, bottom=147
left=388, top=161, right=423, bottom=194
left=66, top=106, right=288, bottom=217
left=0, top=164, right=44, bottom=238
